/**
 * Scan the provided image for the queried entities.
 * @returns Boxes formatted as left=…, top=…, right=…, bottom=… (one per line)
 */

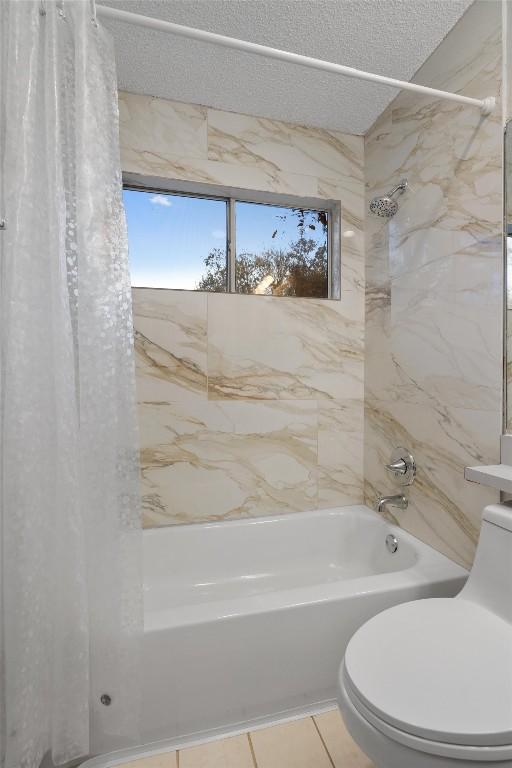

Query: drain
left=386, top=534, right=398, bottom=554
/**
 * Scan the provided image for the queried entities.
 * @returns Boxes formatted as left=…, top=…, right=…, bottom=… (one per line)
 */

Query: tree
left=196, top=206, right=328, bottom=297
left=196, top=237, right=327, bottom=297
left=195, top=248, right=227, bottom=293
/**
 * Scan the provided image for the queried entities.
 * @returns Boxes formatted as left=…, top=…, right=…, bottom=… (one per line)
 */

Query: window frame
left=123, top=172, right=342, bottom=300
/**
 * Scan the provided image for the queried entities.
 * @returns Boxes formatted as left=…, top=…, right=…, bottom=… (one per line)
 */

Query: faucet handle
left=385, top=459, right=407, bottom=474
left=384, top=447, right=416, bottom=486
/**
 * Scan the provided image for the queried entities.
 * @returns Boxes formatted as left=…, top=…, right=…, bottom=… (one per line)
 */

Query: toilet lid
left=343, top=598, right=512, bottom=747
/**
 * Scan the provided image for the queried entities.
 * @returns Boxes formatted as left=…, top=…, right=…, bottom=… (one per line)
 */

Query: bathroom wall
left=506, top=124, right=512, bottom=431
left=119, top=91, right=365, bottom=526
left=364, top=0, right=502, bottom=567
left=504, top=0, right=512, bottom=432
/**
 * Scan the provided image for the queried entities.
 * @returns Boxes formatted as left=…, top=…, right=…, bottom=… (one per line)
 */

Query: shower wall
left=504, top=0, right=512, bottom=431
left=118, top=92, right=365, bottom=526
left=119, top=0, right=503, bottom=554
left=364, top=0, right=502, bottom=568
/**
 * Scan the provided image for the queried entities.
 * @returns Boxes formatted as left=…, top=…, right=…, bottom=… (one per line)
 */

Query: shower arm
left=92, top=4, right=496, bottom=117
left=388, top=180, right=408, bottom=197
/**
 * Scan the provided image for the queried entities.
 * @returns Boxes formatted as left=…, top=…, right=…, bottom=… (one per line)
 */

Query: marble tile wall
left=505, top=0, right=512, bottom=431
left=506, top=0, right=512, bottom=122
left=121, top=0, right=504, bottom=554
left=120, top=93, right=365, bottom=526
left=506, top=126, right=512, bottom=431
left=364, top=0, right=503, bottom=567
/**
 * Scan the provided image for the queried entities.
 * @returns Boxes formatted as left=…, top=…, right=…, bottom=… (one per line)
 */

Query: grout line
left=312, top=715, right=336, bottom=768
left=176, top=748, right=180, bottom=768
left=247, top=732, right=258, bottom=768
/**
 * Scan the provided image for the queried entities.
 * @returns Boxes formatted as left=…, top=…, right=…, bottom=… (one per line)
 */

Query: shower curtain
left=0, top=2, right=142, bottom=768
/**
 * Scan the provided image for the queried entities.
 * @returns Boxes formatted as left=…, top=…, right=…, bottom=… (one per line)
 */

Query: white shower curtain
left=0, top=2, right=142, bottom=768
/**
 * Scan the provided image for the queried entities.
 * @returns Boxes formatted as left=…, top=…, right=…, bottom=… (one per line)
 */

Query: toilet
left=337, top=503, right=512, bottom=768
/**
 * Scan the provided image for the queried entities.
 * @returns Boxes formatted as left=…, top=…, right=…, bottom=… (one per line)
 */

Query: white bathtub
left=140, top=505, right=467, bottom=747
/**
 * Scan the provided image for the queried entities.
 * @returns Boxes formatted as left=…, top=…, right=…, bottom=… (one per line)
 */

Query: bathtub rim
left=143, top=502, right=428, bottom=537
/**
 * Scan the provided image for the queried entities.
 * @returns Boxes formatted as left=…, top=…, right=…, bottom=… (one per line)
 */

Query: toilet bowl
left=337, top=503, right=512, bottom=768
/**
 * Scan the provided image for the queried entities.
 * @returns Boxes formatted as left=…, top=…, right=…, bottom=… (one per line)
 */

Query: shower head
left=369, top=179, right=408, bottom=218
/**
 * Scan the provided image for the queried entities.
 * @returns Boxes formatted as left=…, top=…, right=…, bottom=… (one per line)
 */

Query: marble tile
left=340, top=238, right=365, bottom=300
left=133, top=288, right=207, bottom=400
left=124, top=151, right=319, bottom=198
left=119, top=93, right=318, bottom=198
left=363, top=2, right=502, bottom=566
left=207, top=108, right=364, bottom=182
left=317, top=177, right=365, bottom=222
left=452, top=247, right=502, bottom=310
left=364, top=398, right=500, bottom=567
left=506, top=15, right=512, bottom=430
left=250, top=718, right=332, bottom=768
left=179, top=735, right=254, bottom=768
left=401, top=1, right=501, bottom=100
left=119, top=92, right=207, bottom=162
left=317, top=400, right=364, bottom=508
left=506, top=0, right=512, bottom=120
left=314, top=709, right=373, bottom=768
left=365, top=100, right=501, bottom=290
left=121, top=89, right=366, bottom=527
left=316, top=178, right=365, bottom=298
left=207, top=293, right=364, bottom=401
left=138, top=396, right=317, bottom=526
left=366, top=79, right=500, bottom=260
left=508, top=308, right=512, bottom=431
left=365, top=257, right=502, bottom=415
left=387, top=261, right=501, bottom=411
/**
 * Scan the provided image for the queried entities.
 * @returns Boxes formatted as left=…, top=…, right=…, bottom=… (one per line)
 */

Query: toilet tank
left=459, top=504, right=512, bottom=623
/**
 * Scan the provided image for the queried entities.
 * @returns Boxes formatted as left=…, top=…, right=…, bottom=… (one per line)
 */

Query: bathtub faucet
left=377, top=494, right=408, bottom=514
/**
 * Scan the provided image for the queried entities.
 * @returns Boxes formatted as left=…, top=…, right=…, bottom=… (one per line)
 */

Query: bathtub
left=140, top=504, right=467, bottom=748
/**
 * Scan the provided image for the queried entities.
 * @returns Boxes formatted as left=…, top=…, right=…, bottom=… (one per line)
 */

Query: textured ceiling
left=100, top=0, right=473, bottom=135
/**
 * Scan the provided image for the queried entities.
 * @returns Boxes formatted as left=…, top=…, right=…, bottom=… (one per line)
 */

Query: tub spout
left=377, top=494, right=408, bottom=514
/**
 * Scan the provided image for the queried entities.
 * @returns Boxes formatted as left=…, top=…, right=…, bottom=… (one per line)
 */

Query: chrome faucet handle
left=384, top=447, right=416, bottom=486
left=384, top=459, right=407, bottom=474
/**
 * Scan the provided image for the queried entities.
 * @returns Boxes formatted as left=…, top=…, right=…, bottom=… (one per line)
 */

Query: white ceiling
left=100, top=0, right=473, bottom=135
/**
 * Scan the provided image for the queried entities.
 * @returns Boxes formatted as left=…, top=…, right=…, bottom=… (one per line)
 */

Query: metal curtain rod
left=95, top=5, right=496, bottom=116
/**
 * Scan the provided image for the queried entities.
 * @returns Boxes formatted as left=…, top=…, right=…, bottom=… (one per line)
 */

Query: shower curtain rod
left=95, top=4, right=496, bottom=116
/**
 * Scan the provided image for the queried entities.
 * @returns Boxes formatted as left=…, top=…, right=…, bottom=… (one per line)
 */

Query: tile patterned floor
left=122, top=710, right=373, bottom=768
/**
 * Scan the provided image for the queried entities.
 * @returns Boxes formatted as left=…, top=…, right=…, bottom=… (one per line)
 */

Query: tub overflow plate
left=386, top=534, right=398, bottom=554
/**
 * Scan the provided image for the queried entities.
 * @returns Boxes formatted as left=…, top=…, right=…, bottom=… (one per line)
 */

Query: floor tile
left=179, top=734, right=254, bottom=768
left=314, top=709, right=373, bottom=768
left=123, top=752, right=177, bottom=768
left=250, top=717, right=332, bottom=768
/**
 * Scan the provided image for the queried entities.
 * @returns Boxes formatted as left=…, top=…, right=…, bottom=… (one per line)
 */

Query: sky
left=123, top=188, right=327, bottom=290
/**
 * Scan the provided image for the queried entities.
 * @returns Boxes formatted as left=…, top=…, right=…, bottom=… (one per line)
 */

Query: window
left=123, top=189, right=227, bottom=291
left=235, top=202, right=328, bottom=298
left=124, top=178, right=340, bottom=299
